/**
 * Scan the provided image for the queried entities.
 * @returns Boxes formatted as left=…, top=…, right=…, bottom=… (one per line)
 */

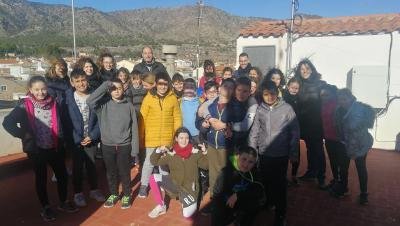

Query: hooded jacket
left=248, top=99, right=299, bottom=159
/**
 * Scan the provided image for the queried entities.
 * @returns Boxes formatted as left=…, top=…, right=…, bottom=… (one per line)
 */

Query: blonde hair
left=46, top=58, right=67, bottom=79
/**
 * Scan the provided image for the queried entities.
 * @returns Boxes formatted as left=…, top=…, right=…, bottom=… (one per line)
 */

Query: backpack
left=360, top=102, right=376, bottom=129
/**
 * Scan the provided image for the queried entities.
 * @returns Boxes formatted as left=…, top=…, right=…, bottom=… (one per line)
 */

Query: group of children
left=3, top=51, right=374, bottom=226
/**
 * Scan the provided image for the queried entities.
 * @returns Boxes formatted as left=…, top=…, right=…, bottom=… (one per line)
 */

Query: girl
left=2, top=76, right=78, bottom=222
left=97, top=52, right=117, bottom=81
left=283, top=77, right=301, bottom=185
left=117, top=67, right=133, bottom=102
left=212, top=147, right=265, bottom=226
left=139, top=72, right=182, bottom=198
left=336, top=88, right=374, bottom=205
left=265, top=68, right=286, bottom=97
left=75, top=57, right=102, bottom=92
left=147, top=127, right=208, bottom=218
left=249, top=66, right=263, bottom=83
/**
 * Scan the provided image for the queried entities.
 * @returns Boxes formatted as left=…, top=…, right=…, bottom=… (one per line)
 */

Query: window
left=0, top=85, right=7, bottom=91
left=242, top=46, right=276, bottom=75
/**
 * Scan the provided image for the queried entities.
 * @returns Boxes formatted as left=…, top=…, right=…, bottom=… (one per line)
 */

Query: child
left=212, top=147, right=265, bottom=226
left=222, top=67, right=233, bottom=80
left=336, top=88, right=374, bottom=205
left=3, top=76, right=78, bottom=222
left=249, top=80, right=299, bottom=226
left=129, top=70, right=147, bottom=114
left=86, top=77, right=139, bottom=209
left=139, top=72, right=182, bottom=198
left=320, top=85, right=346, bottom=190
left=141, top=72, right=156, bottom=91
left=172, top=73, right=184, bottom=101
left=117, top=67, right=133, bottom=102
left=201, top=79, right=235, bottom=207
left=265, top=68, right=286, bottom=97
left=74, top=57, right=102, bottom=92
left=147, top=127, right=208, bottom=218
left=181, top=78, right=201, bottom=143
left=283, top=77, right=301, bottom=185
left=97, top=52, right=117, bottom=81
left=66, top=69, right=105, bottom=207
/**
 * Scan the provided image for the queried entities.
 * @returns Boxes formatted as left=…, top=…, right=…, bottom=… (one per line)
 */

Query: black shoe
left=41, top=206, right=56, bottom=222
left=359, top=193, right=369, bottom=205
left=58, top=201, right=78, bottom=213
left=298, top=172, right=316, bottom=181
left=318, top=182, right=329, bottom=190
left=274, top=216, right=287, bottom=226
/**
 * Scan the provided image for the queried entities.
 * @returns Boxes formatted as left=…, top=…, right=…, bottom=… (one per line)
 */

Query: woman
left=75, top=57, right=102, bottom=92
left=294, top=59, right=327, bottom=189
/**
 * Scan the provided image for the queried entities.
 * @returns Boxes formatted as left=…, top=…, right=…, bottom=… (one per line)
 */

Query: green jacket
left=150, top=147, right=208, bottom=200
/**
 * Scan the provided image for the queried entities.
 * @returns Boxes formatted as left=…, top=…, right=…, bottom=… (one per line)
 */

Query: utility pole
left=195, top=0, right=203, bottom=81
left=285, top=0, right=297, bottom=77
left=71, top=0, right=77, bottom=61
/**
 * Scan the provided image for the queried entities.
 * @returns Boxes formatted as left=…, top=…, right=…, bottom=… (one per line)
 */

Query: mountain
left=0, top=0, right=315, bottom=61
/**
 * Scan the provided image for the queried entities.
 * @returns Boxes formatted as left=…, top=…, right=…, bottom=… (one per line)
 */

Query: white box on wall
left=347, top=66, right=388, bottom=108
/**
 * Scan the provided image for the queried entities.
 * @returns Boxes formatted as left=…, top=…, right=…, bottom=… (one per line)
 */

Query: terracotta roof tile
left=240, top=13, right=400, bottom=38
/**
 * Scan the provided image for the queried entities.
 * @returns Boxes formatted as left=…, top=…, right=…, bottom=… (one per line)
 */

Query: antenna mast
left=196, top=0, right=204, bottom=81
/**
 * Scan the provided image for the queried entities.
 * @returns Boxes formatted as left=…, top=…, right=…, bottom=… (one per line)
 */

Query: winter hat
left=183, top=78, right=197, bottom=97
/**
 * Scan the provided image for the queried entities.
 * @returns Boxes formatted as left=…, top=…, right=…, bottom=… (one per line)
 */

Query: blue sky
left=31, top=0, right=400, bottom=19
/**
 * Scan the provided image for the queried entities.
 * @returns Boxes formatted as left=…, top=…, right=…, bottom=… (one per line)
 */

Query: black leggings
left=29, top=148, right=68, bottom=207
left=338, top=151, right=368, bottom=194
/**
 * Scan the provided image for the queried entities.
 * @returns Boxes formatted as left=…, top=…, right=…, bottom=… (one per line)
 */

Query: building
left=0, top=77, right=26, bottom=100
left=117, top=59, right=136, bottom=72
left=237, top=13, right=400, bottom=149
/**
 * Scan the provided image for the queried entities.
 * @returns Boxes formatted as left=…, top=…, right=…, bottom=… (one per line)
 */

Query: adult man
left=233, top=52, right=252, bottom=78
left=132, top=46, right=167, bottom=75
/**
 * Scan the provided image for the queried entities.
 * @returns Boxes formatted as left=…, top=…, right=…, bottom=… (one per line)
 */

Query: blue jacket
left=181, top=96, right=200, bottom=137
left=65, top=89, right=100, bottom=145
left=205, top=97, right=232, bottom=149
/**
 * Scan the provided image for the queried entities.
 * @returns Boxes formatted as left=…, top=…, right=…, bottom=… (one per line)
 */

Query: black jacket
left=132, top=59, right=167, bottom=75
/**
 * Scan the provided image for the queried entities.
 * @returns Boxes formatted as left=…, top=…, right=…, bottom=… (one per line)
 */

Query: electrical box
left=346, top=66, right=388, bottom=108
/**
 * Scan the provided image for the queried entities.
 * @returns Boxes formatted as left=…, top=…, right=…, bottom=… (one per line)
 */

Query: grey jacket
left=248, top=99, right=299, bottom=159
left=86, top=81, right=139, bottom=155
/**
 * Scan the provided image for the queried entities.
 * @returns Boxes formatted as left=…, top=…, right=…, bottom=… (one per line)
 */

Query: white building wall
left=237, top=31, right=400, bottom=149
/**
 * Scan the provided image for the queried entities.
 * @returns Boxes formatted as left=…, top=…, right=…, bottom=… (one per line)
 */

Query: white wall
left=237, top=31, right=400, bottom=149
left=0, top=109, right=22, bottom=156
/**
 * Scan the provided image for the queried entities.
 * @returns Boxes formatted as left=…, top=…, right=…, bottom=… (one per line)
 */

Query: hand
left=80, top=137, right=92, bottom=146
left=209, top=118, right=226, bottom=130
left=159, top=145, right=169, bottom=153
left=224, top=127, right=232, bottom=138
left=198, top=143, right=206, bottom=153
left=226, top=193, right=237, bottom=208
left=202, top=120, right=210, bottom=128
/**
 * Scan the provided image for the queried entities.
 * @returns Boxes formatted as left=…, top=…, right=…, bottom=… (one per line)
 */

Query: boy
left=172, top=73, right=184, bottom=101
left=249, top=80, right=299, bottom=226
left=86, top=77, right=139, bottom=209
left=181, top=78, right=201, bottom=143
left=66, top=69, right=105, bottom=207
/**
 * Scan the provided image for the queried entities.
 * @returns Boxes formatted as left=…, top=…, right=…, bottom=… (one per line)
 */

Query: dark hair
left=172, top=73, right=184, bottom=83
left=28, top=75, right=47, bottom=88
left=287, top=77, right=301, bottom=87
left=204, top=81, right=218, bottom=92
left=235, top=76, right=251, bottom=88
left=221, top=78, right=236, bottom=88
left=294, top=59, right=321, bottom=80
left=321, top=84, right=338, bottom=97
left=74, top=57, right=99, bottom=75
left=222, top=67, right=233, bottom=74
left=239, top=52, right=249, bottom=58
left=265, top=68, right=286, bottom=88
left=109, top=77, right=123, bottom=85
left=249, top=67, right=262, bottom=81
left=337, top=88, right=356, bottom=101
left=70, top=68, right=86, bottom=80
left=154, top=71, right=172, bottom=94
left=203, top=59, right=215, bottom=71
left=117, top=67, right=130, bottom=76
left=237, top=146, right=258, bottom=159
left=256, top=80, right=278, bottom=102
left=174, top=127, right=192, bottom=141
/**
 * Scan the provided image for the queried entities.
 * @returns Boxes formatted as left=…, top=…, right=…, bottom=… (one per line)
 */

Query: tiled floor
left=0, top=147, right=399, bottom=226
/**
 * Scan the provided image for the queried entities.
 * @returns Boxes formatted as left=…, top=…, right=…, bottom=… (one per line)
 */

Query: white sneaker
left=148, top=205, right=167, bottom=218
left=74, top=193, right=87, bottom=207
left=89, top=190, right=106, bottom=202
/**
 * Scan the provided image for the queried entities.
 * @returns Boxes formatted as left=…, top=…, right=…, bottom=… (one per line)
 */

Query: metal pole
left=196, top=0, right=203, bottom=81
left=285, top=0, right=296, bottom=77
left=72, top=0, right=77, bottom=61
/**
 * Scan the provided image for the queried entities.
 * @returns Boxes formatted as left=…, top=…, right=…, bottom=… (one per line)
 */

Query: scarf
left=24, top=93, right=59, bottom=148
left=172, top=143, right=193, bottom=159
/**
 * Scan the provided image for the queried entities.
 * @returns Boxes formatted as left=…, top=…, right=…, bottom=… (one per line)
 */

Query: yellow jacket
left=140, top=91, right=182, bottom=147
